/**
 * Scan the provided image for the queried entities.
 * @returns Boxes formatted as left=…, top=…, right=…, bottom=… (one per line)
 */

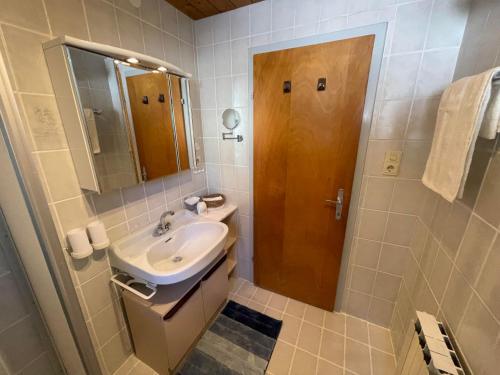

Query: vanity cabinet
left=122, top=255, right=229, bottom=374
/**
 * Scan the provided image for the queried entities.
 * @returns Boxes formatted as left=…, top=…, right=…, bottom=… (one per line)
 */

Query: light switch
left=383, top=151, right=402, bottom=176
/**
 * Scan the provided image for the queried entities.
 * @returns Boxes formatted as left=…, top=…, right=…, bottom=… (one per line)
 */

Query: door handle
left=325, top=189, right=344, bottom=220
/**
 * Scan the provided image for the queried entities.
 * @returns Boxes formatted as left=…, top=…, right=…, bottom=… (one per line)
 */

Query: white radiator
left=396, top=312, right=465, bottom=375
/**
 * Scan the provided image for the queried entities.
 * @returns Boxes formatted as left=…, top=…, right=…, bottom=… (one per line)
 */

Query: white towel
left=83, top=108, right=101, bottom=154
left=422, top=67, right=500, bottom=203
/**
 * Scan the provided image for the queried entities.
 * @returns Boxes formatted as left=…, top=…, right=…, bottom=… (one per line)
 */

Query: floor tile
left=304, top=305, right=325, bottom=326
left=290, top=348, right=317, bottom=375
left=319, top=330, right=344, bottom=366
left=346, top=315, right=369, bottom=343
left=345, top=338, right=371, bottom=375
left=268, top=293, right=288, bottom=311
left=316, top=359, right=343, bottom=375
left=252, top=287, right=272, bottom=305
left=371, top=347, right=396, bottom=375
left=324, top=312, right=345, bottom=334
left=297, top=322, right=322, bottom=355
left=267, top=340, right=294, bottom=375
left=369, top=323, right=394, bottom=353
left=286, top=299, right=306, bottom=318
left=280, top=314, right=302, bottom=345
left=237, top=281, right=257, bottom=299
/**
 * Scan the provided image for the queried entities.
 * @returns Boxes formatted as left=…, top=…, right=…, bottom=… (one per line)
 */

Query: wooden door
left=126, top=73, right=178, bottom=180
left=254, top=36, right=374, bottom=310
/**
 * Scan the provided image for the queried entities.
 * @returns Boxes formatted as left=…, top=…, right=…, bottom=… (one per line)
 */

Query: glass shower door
left=0, top=209, right=64, bottom=374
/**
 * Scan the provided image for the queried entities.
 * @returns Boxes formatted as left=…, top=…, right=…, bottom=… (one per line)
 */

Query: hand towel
left=83, top=108, right=101, bottom=154
left=422, top=67, right=500, bottom=202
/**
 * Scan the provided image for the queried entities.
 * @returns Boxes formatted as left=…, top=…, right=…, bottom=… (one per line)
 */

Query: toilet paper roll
left=67, top=228, right=93, bottom=258
left=87, top=220, right=110, bottom=250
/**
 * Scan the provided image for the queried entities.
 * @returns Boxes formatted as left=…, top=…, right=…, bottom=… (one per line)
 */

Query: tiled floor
left=115, top=278, right=397, bottom=375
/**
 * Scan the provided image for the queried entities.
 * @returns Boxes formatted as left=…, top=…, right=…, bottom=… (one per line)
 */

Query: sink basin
left=110, top=217, right=228, bottom=285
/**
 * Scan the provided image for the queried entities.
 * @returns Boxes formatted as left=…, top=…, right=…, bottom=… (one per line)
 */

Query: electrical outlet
left=383, top=150, right=402, bottom=176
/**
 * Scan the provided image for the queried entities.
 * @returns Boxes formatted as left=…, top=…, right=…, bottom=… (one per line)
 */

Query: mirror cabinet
left=43, top=37, right=200, bottom=194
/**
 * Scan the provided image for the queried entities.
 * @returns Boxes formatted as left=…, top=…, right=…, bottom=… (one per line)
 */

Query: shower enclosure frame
left=0, top=48, right=101, bottom=373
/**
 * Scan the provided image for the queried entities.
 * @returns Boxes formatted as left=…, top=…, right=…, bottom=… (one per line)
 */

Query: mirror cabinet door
left=65, top=47, right=199, bottom=194
left=124, top=71, right=179, bottom=181
left=67, top=47, right=140, bottom=192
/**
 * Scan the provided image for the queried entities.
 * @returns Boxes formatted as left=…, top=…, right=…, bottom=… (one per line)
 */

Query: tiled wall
left=0, top=0, right=205, bottom=373
left=193, top=0, right=469, bottom=327
left=390, top=1, right=500, bottom=374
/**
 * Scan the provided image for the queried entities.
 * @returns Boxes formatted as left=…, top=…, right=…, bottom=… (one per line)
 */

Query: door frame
left=249, top=23, right=387, bottom=311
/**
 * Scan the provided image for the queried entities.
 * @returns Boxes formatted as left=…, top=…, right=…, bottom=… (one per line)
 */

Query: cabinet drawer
left=201, top=258, right=229, bottom=322
left=164, top=285, right=205, bottom=371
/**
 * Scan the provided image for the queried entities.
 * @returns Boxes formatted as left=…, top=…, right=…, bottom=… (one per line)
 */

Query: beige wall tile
left=362, top=177, right=395, bottom=211
left=44, top=0, right=89, bottom=39
left=54, top=194, right=95, bottom=234
left=390, top=180, right=426, bottom=215
left=72, top=250, right=109, bottom=284
left=350, top=266, right=376, bottom=295
left=354, top=238, right=381, bottom=269
left=2, top=25, right=52, bottom=94
left=428, top=247, right=453, bottom=302
left=455, top=215, right=495, bottom=284
left=116, top=9, right=144, bottom=52
left=406, top=97, right=439, bottom=140
left=384, top=213, right=416, bottom=246
left=92, top=190, right=126, bottom=228
left=368, top=297, right=394, bottom=327
left=442, top=266, right=473, bottom=331
left=21, top=94, right=68, bottom=151
left=0, top=0, right=49, bottom=33
left=84, top=0, right=120, bottom=47
left=364, top=140, right=403, bottom=176
left=373, top=272, right=401, bottom=302
left=358, top=209, right=387, bottom=241
left=143, top=23, right=164, bottom=60
left=38, top=150, right=80, bottom=202
left=378, top=244, right=409, bottom=276
left=80, top=269, right=116, bottom=316
left=345, top=290, right=370, bottom=320
left=140, top=0, right=161, bottom=28
left=399, top=141, right=431, bottom=179
left=474, top=151, right=500, bottom=228
left=440, top=201, right=471, bottom=257
left=457, top=294, right=499, bottom=375
left=92, top=301, right=124, bottom=347
left=159, top=1, right=178, bottom=35
left=100, top=329, right=132, bottom=374
left=476, top=237, right=500, bottom=320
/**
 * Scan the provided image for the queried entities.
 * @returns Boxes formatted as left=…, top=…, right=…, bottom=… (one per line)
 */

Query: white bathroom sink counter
left=109, top=207, right=235, bottom=286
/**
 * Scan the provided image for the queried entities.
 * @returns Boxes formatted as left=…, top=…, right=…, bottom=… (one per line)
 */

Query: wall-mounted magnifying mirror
left=45, top=42, right=201, bottom=194
left=222, top=108, right=241, bottom=130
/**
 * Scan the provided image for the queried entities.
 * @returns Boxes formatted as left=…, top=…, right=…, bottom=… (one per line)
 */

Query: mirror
left=65, top=46, right=199, bottom=193
left=222, top=108, right=241, bottom=130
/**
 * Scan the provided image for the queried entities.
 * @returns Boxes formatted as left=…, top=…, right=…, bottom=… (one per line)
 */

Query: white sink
left=109, top=212, right=228, bottom=285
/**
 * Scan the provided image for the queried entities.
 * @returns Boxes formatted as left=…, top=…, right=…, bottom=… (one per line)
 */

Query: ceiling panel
left=165, top=0, right=263, bottom=20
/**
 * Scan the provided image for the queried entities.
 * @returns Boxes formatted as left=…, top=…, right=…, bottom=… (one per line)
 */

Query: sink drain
left=172, top=256, right=183, bottom=263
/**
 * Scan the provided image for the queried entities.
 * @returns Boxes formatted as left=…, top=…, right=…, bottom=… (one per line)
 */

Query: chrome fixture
left=153, top=210, right=175, bottom=237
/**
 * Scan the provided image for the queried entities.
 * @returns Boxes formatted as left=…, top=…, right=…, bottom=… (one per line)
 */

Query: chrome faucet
left=153, top=210, right=175, bottom=237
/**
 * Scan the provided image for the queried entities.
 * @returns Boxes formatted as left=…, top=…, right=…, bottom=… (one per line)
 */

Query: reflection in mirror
left=66, top=46, right=201, bottom=194
left=68, top=47, right=140, bottom=192
left=222, top=108, right=241, bottom=130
